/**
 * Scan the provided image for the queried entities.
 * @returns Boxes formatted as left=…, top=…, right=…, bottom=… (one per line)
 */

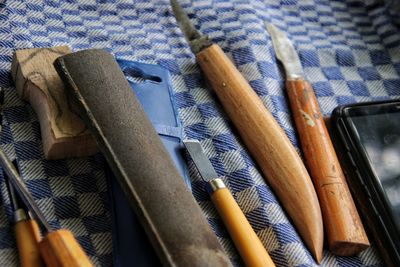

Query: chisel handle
left=15, top=218, right=44, bottom=267
left=210, top=181, right=275, bottom=267
left=39, top=229, right=93, bottom=267
left=286, top=78, right=369, bottom=255
left=196, top=44, right=323, bottom=262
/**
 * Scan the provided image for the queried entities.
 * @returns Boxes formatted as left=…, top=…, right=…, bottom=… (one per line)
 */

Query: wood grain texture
left=286, top=79, right=369, bottom=255
left=196, top=44, right=323, bottom=263
left=15, top=219, right=43, bottom=267
left=11, top=46, right=97, bottom=160
left=39, top=230, right=93, bottom=267
left=211, top=187, right=275, bottom=267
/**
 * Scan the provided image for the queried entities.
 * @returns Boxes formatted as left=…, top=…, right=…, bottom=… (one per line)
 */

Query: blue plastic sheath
left=107, top=60, right=191, bottom=267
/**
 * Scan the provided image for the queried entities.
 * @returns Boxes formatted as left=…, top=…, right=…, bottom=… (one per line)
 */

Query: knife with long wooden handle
left=184, top=140, right=275, bottom=267
left=266, top=23, right=370, bottom=256
left=171, top=0, right=323, bottom=262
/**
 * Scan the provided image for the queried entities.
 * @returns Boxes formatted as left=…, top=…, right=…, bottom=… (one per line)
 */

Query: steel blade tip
left=183, top=139, right=219, bottom=181
left=265, top=22, right=279, bottom=37
left=265, top=22, right=304, bottom=79
left=183, top=139, right=203, bottom=156
left=169, top=0, right=212, bottom=54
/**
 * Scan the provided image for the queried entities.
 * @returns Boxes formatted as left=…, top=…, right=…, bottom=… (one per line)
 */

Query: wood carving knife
left=184, top=140, right=275, bottom=267
left=0, top=88, right=43, bottom=267
left=171, top=0, right=323, bottom=262
left=266, top=23, right=370, bottom=256
left=0, top=148, right=93, bottom=267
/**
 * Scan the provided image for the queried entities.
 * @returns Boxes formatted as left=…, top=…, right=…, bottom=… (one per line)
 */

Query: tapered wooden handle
left=39, top=229, right=93, bottom=267
left=286, top=79, right=370, bottom=255
left=15, top=219, right=44, bottom=267
left=197, top=44, right=323, bottom=262
left=211, top=187, right=275, bottom=267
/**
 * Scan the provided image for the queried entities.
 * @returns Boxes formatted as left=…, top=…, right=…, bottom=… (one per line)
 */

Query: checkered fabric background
left=0, top=0, right=399, bottom=266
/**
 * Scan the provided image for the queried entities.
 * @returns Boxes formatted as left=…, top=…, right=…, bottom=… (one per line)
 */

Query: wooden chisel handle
left=286, top=79, right=369, bottom=255
left=196, top=44, right=323, bottom=262
left=211, top=184, right=275, bottom=267
left=39, top=230, right=93, bottom=267
left=15, top=218, right=44, bottom=267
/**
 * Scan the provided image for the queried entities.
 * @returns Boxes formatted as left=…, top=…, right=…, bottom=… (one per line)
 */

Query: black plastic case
left=332, top=100, right=400, bottom=267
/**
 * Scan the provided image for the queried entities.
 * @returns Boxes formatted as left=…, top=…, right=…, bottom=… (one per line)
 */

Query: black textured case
left=332, top=101, right=400, bottom=267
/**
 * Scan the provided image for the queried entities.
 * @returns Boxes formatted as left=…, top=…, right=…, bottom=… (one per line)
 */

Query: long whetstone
left=54, top=49, right=231, bottom=267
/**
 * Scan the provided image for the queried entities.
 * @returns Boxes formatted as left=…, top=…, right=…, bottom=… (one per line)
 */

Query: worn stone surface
left=54, top=49, right=231, bottom=267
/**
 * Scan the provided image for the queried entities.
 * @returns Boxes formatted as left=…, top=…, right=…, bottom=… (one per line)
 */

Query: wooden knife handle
left=211, top=186, right=275, bottom=267
left=197, top=44, right=323, bottom=262
left=286, top=78, right=370, bottom=255
left=15, top=219, right=44, bottom=267
left=39, top=229, right=93, bottom=267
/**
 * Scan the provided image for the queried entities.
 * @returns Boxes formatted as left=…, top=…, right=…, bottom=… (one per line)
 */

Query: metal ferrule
left=14, top=209, right=27, bottom=223
left=206, top=178, right=226, bottom=193
left=287, top=74, right=304, bottom=81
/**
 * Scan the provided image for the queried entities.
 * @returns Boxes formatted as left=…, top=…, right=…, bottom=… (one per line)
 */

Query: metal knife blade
left=183, top=140, right=219, bottom=181
left=4, top=160, right=26, bottom=213
left=0, top=88, right=50, bottom=231
left=0, top=148, right=52, bottom=232
left=170, top=0, right=212, bottom=54
left=265, top=23, right=304, bottom=79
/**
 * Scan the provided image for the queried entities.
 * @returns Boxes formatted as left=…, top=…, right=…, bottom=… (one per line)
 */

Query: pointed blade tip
left=183, top=139, right=201, bottom=148
left=265, top=22, right=304, bottom=78
left=183, top=140, right=218, bottom=181
left=265, top=22, right=276, bottom=34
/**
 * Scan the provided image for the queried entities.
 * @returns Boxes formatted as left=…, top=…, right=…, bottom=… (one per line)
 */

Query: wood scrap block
left=11, top=46, right=97, bottom=160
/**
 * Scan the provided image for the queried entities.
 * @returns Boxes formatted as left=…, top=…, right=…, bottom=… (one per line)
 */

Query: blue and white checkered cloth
left=1, top=0, right=399, bottom=266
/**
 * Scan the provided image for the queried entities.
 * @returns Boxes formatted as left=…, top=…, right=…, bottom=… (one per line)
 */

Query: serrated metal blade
left=183, top=140, right=218, bottom=181
left=266, top=23, right=304, bottom=79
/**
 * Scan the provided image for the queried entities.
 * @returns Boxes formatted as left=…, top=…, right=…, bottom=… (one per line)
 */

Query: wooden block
left=11, top=47, right=97, bottom=160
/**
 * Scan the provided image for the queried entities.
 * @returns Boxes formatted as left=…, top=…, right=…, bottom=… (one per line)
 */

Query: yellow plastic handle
left=211, top=187, right=275, bottom=267
left=15, top=219, right=44, bottom=267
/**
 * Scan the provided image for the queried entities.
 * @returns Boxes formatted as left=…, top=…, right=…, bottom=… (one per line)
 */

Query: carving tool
left=11, top=46, right=97, bottom=160
left=266, top=23, right=370, bottom=256
left=54, top=49, right=231, bottom=267
left=170, top=0, right=323, bottom=262
left=184, top=140, right=275, bottom=267
left=0, top=88, right=43, bottom=267
left=4, top=162, right=44, bottom=267
left=0, top=149, right=93, bottom=267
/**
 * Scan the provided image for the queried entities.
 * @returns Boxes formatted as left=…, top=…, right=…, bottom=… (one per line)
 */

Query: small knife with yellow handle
left=266, top=23, right=369, bottom=256
left=184, top=140, right=275, bottom=267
